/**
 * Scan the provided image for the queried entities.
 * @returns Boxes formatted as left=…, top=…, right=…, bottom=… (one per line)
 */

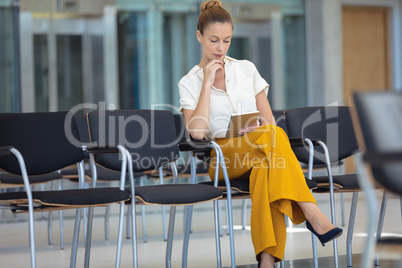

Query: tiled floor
left=0, top=185, right=401, bottom=267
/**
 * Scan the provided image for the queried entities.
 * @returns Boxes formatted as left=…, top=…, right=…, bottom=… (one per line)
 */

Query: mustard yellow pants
left=208, top=124, right=317, bottom=262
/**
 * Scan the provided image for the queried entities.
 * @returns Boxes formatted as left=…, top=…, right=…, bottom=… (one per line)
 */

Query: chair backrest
left=74, top=113, right=91, bottom=145
left=87, top=109, right=180, bottom=172
left=0, top=111, right=86, bottom=175
left=272, top=110, right=287, bottom=134
left=353, top=91, right=402, bottom=195
left=285, top=106, right=359, bottom=164
left=173, top=114, right=188, bottom=145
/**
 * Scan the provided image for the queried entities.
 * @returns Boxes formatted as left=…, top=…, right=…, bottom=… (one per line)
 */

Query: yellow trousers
left=208, top=125, right=316, bottom=262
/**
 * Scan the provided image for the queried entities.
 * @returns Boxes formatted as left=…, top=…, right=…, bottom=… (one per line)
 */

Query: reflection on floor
left=0, top=186, right=401, bottom=267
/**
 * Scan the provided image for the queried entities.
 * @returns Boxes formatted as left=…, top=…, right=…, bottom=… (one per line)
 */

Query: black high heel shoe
left=306, top=221, right=343, bottom=246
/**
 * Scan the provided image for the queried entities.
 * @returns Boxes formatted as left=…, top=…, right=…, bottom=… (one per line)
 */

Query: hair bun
left=200, top=0, right=223, bottom=12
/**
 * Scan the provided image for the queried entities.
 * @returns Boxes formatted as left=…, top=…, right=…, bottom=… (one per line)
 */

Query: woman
left=178, top=1, right=343, bottom=267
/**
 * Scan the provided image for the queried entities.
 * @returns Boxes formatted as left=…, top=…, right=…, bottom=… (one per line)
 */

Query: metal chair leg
left=218, top=200, right=223, bottom=237
left=165, top=206, right=177, bottom=268
left=105, top=205, right=111, bottom=240
left=126, top=205, right=131, bottom=239
left=374, top=191, right=388, bottom=267
left=59, top=210, right=64, bottom=249
left=70, top=208, right=82, bottom=268
left=317, top=141, right=339, bottom=268
left=340, top=192, right=345, bottom=226
left=115, top=201, right=127, bottom=268
left=311, top=233, right=318, bottom=268
left=140, top=177, right=148, bottom=243
left=355, top=157, right=379, bottom=268
left=214, top=200, right=222, bottom=268
left=347, top=192, right=359, bottom=267
left=84, top=207, right=95, bottom=268
left=58, top=180, right=64, bottom=250
left=48, top=211, right=53, bottom=246
left=212, top=142, right=236, bottom=268
left=182, top=205, right=194, bottom=268
left=241, top=199, right=248, bottom=229
left=159, top=166, right=168, bottom=241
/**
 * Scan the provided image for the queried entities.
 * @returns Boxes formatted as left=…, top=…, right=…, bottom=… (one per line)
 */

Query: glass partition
left=0, top=7, right=18, bottom=112
left=33, top=35, right=49, bottom=112
left=56, top=35, right=83, bottom=111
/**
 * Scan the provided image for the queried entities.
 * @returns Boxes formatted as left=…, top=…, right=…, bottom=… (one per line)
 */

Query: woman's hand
left=203, top=59, right=224, bottom=88
left=239, top=124, right=261, bottom=136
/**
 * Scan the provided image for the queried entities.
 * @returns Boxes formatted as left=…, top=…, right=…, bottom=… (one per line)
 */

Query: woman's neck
left=198, top=57, right=209, bottom=68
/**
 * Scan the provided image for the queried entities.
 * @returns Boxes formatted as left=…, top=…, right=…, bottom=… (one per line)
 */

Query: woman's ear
left=196, top=30, right=202, bottom=43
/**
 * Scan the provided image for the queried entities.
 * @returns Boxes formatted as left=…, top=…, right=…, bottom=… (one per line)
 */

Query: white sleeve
left=250, top=62, right=269, bottom=96
left=178, top=78, right=198, bottom=112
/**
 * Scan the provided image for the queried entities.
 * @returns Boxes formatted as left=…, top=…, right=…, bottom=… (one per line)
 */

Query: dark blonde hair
left=197, top=0, right=233, bottom=34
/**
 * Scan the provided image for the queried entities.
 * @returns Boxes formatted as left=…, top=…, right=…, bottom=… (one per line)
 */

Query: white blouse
left=178, top=56, right=269, bottom=139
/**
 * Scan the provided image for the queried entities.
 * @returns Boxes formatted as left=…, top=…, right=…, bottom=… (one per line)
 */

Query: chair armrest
left=363, top=151, right=402, bottom=165
left=178, top=140, right=213, bottom=152
left=0, top=146, right=13, bottom=156
left=84, top=144, right=120, bottom=154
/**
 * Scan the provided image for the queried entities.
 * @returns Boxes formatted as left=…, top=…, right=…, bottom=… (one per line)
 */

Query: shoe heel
left=306, top=220, right=343, bottom=246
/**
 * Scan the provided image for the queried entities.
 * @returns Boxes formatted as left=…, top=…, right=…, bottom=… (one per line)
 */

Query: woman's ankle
left=260, top=252, right=275, bottom=267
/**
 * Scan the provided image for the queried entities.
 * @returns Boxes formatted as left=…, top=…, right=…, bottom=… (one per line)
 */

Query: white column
left=170, top=15, right=184, bottom=109
left=103, top=5, right=119, bottom=108
left=19, top=12, right=34, bottom=112
left=47, top=18, right=58, bottom=111
left=322, top=0, right=343, bottom=105
left=271, top=11, right=285, bottom=109
left=146, top=6, right=164, bottom=107
left=305, top=0, right=325, bottom=106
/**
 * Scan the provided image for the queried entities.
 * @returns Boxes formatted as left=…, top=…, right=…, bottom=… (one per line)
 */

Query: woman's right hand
left=203, top=59, right=224, bottom=88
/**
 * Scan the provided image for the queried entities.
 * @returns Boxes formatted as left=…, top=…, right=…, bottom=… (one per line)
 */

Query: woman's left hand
left=239, top=124, right=261, bottom=136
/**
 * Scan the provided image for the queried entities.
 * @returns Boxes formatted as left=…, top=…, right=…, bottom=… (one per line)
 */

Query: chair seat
left=91, top=165, right=146, bottom=182
left=0, top=187, right=130, bottom=208
left=376, top=237, right=402, bottom=254
left=201, top=178, right=318, bottom=194
left=200, top=179, right=250, bottom=194
left=129, top=184, right=222, bottom=205
left=312, top=174, right=360, bottom=192
left=0, top=171, right=62, bottom=185
left=163, top=162, right=210, bottom=175
left=299, top=160, right=344, bottom=170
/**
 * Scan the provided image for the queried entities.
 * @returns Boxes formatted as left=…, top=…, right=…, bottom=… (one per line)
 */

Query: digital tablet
left=225, top=111, right=260, bottom=138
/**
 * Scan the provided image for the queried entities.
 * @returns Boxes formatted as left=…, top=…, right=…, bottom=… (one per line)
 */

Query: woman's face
left=197, top=22, right=232, bottom=62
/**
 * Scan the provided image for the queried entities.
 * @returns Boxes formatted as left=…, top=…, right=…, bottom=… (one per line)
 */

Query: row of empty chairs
left=0, top=91, right=401, bottom=267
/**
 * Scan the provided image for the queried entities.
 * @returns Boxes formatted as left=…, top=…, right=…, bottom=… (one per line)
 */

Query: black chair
left=284, top=106, right=388, bottom=268
left=178, top=111, right=318, bottom=268
left=352, top=91, right=402, bottom=267
left=0, top=170, right=65, bottom=248
left=85, top=109, right=223, bottom=268
left=62, top=113, right=161, bottom=243
left=0, top=111, right=131, bottom=268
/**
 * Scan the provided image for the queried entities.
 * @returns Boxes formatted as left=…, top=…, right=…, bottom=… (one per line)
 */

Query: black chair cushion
left=305, top=179, right=318, bottom=190
left=90, top=164, right=146, bottom=181
left=312, top=174, right=360, bottom=192
left=201, top=177, right=317, bottom=194
left=163, top=162, right=210, bottom=175
left=130, top=184, right=222, bottom=205
left=61, top=164, right=146, bottom=182
left=0, top=188, right=130, bottom=207
left=0, top=171, right=62, bottom=185
left=200, top=179, right=250, bottom=194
